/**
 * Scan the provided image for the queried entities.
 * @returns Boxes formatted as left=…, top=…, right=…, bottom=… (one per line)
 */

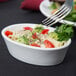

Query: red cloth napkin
left=49, top=0, right=65, bottom=2
left=0, top=0, right=8, bottom=2
left=20, top=0, right=43, bottom=11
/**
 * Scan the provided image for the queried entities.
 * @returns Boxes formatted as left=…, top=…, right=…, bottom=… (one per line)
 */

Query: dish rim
left=39, top=0, right=76, bottom=26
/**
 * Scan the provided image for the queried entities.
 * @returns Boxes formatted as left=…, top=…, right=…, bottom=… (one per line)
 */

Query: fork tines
left=42, top=4, right=72, bottom=27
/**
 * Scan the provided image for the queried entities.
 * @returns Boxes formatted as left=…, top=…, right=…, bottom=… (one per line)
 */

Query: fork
left=42, top=0, right=73, bottom=27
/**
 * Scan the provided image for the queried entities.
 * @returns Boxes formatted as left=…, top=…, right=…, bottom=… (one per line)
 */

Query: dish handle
left=59, top=20, right=76, bottom=27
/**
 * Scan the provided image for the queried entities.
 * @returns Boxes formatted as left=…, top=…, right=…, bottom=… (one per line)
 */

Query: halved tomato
left=30, top=43, right=40, bottom=47
left=5, top=31, right=13, bottom=36
left=41, top=29, right=49, bottom=34
left=24, top=27, right=33, bottom=31
left=32, top=33, right=38, bottom=39
left=44, top=40, right=55, bottom=48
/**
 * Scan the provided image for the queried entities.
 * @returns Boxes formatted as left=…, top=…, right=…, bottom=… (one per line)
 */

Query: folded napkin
left=49, top=0, right=65, bottom=2
left=20, top=0, right=43, bottom=11
left=20, top=0, right=65, bottom=11
left=0, top=0, right=8, bottom=2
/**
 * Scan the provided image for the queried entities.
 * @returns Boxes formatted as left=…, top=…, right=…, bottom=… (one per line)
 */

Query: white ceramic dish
left=1, top=23, right=71, bottom=66
left=40, top=0, right=76, bottom=27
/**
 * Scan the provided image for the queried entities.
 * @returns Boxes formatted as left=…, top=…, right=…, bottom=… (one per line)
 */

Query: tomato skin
left=32, top=33, right=38, bottom=39
left=41, top=29, right=49, bottom=34
left=5, top=31, right=13, bottom=36
left=44, top=40, right=55, bottom=48
left=24, top=27, right=32, bottom=31
left=30, top=43, right=40, bottom=47
left=9, top=37, right=12, bottom=39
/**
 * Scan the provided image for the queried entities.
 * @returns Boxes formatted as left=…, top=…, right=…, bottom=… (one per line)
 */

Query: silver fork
left=42, top=0, right=73, bottom=27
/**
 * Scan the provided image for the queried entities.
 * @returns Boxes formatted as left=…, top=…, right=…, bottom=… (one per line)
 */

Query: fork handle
left=65, top=0, right=73, bottom=6
left=59, top=20, right=76, bottom=27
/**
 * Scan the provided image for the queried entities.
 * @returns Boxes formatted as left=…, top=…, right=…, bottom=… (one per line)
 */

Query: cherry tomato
left=24, top=27, right=32, bottom=31
left=5, top=31, right=13, bottom=36
left=30, top=43, right=40, bottom=47
left=44, top=40, right=55, bottom=48
left=74, top=5, right=76, bottom=9
left=51, top=9, right=57, bottom=14
left=41, top=29, right=49, bottom=34
left=32, top=33, right=38, bottom=39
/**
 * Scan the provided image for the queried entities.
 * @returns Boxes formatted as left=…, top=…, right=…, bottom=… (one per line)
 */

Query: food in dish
left=48, top=2, right=61, bottom=14
left=49, top=1, right=76, bottom=22
left=4, top=24, right=73, bottom=48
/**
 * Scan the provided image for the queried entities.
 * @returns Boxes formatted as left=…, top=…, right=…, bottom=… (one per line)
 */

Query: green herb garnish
left=33, top=26, right=44, bottom=33
left=51, top=3, right=57, bottom=9
left=64, top=2, right=76, bottom=21
left=22, top=36, right=29, bottom=45
left=49, top=2, right=60, bottom=10
left=55, top=24, right=74, bottom=41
